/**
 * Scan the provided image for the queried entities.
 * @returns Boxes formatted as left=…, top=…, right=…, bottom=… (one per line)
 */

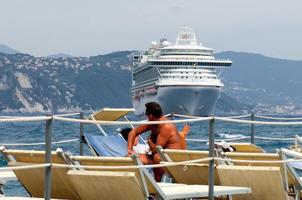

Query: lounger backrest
left=72, top=155, right=158, bottom=194
left=92, top=108, right=134, bottom=121
left=217, top=165, right=289, bottom=200
left=224, top=152, right=280, bottom=166
left=1, top=149, right=64, bottom=163
left=162, top=162, right=221, bottom=185
left=280, top=148, right=302, bottom=189
left=159, top=149, right=220, bottom=185
left=68, top=170, right=145, bottom=200
left=163, top=149, right=209, bottom=162
left=228, top=143, right=265, bottom=153
left=224, top=152, right=297, bottom=186
left=1, top=149, right=80, bottom=200
left=84, top=134, right=128, bottom=157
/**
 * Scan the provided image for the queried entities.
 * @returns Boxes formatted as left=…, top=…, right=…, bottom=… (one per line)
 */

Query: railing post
left=80, top=112, right=84, bottom=156
left=251, top=113, right=255, bottom=144
left=208, top=116, right=215, bottom=200
left=44, top=115, right=52, bottom=200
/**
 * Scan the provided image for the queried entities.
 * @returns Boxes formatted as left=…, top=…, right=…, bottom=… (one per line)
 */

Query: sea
left=0, top=113, right=301, bottom=196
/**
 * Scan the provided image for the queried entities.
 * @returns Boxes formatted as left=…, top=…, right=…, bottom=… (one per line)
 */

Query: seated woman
left=179, top=124, right=190, bottom=150
left=120, top=128, right=150, bottom=154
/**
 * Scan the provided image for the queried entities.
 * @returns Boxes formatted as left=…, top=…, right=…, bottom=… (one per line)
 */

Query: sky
left=0, top=0, right=301, bottom=60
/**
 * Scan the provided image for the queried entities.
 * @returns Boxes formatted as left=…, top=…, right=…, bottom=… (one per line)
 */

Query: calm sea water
left=0, top=113, right=301, bottom=196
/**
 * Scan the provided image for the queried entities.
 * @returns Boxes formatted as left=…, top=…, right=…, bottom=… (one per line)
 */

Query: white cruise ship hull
left=133, top=86, right=221, bottom=116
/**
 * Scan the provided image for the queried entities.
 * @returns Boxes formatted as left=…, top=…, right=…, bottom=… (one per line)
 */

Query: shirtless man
left=127, top=102, right=181, bottom=182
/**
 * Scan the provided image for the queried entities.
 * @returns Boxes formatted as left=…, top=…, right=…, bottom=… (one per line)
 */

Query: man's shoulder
left=161, top=123, right=176, bottom=132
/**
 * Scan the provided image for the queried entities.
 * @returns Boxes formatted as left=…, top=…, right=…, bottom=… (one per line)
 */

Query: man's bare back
left=147, top=119, right=180, bottom=153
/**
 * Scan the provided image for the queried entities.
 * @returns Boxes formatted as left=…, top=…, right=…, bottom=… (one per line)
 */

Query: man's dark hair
left=145, top=102, right=163, bottom=118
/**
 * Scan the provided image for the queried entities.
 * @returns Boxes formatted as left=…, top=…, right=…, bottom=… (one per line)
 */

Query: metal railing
left=0, top=112, right=302, bottom=199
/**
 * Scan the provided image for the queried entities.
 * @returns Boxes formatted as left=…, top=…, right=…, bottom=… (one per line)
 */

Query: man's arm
left=127, top=124, right=149, bottom=156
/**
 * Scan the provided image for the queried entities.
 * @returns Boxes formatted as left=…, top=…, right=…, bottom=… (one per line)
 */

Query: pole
left=208, top=116, right=215, bottom=200
left=80, top=112, right=84, bottom=156
left=251, top=113, right=255, bottom=144
left=44, top=115, right=52, bottom=200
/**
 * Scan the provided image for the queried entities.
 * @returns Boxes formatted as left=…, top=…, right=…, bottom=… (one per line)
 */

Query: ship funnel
left=176, top=27, right=197, bottom=46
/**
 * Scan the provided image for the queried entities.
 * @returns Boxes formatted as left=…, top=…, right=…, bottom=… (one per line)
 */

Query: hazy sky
left=1, top=0, right=301, bottom=59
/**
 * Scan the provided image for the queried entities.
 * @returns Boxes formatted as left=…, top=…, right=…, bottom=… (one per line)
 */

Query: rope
left=254, top=136, right=295, bottom=141
left=0, top=164, right=51, bottom=171
left=0, top=138, right=79, bottom=146
left=53, top=113, right=81, bottom=117
left=0, top=113, right=302, bottom=126
left=255, top=115, right=302, bottom=121
left=215, top=116, right=302, bottom=125
left=171, top=114, right=202, bottom=119
left=52, top=157, right=213, bottom=169
left=173, top=113, right=251, bottom=119
left=218, top=114, right=251, bottom=119
left=215, top=157, right=302, bottom=164
left=54, top=115, right=302, bottom=126
left=186, top=136, right=250, bottom=142
left=2, top=156, right=302, bottom=171
left=187, top=136, right=295, bottom=142
left=53, top=115, right=213, bottom=125
left=7, top=157, right=302, bottom=170
left=0, top=116, right=52, bottom=123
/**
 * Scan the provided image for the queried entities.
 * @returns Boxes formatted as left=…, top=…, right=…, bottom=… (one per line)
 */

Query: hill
left=0, top=44, right=20, bottom=54
left=215, top=51, right=302, bottom=114
left=0, top=51, right=301, bottom=114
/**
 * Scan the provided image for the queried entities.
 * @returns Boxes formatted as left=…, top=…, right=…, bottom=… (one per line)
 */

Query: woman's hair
left=119, top=127, right=132, bottom=141
left=145, top=102, right=163, bottom=118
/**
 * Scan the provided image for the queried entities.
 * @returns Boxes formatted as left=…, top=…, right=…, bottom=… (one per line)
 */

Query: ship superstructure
left=132, top=28, right=232, bottom=116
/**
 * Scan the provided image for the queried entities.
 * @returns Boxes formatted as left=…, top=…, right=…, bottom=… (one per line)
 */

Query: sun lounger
left=217, top=165, right=289, bottom=200
left=68, top=169, right=251, bottom=200
left=0, top=198, right=64, bottom=200
left=63, top=153, right=161, bottom=194
left=157, top=148, right=209, bottom=162
left=227, top=143, right=265, bottom=153
left=89, top=107, right=135, bottom=136
left=0, top=171, right=17, bottom=182
left=223, top=151, right=298, bottom=186
left=224, top=152, right=280, bottom=166
left=66, top=154, right=251, bottom=200
left=85, top=107, right=148, bottom=157
left=279, top=148, right=302, bottom=199
left=157, top=147, right=221, bottom=185
left=91, top=108, right=135, bottom=122
left=221, top=150, right=302, bottom=199
left=157, top=145, right=263, bottom=164
left=0, top=148, right=80, bottom=200
left=84, top=133, right=128, bottom=156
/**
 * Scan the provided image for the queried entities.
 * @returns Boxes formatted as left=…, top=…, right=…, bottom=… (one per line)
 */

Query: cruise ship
left=131, top=28, right=232, bottom=116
